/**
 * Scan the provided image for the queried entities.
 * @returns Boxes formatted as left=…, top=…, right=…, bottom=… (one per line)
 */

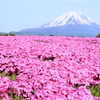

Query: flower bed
left=0, top=36, right=100, bottom=100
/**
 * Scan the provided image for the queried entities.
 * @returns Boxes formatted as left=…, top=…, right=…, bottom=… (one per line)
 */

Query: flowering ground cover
left=0, top=36, right=100, bottom=100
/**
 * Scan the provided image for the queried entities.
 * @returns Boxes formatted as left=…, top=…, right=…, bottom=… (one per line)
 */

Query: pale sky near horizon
left=0, top=0, right=100, bottom=32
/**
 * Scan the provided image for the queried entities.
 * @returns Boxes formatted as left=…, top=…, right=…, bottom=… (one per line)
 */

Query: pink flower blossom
left=0, top=36, right=99, bottom=99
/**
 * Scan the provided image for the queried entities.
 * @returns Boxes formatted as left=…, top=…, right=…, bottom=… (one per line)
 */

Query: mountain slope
left=19, top=11, right=100, bottom=37
left=40, top=11, right=99, bottom=27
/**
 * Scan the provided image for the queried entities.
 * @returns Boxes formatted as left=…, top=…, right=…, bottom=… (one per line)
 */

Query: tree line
left=0, top=33, right=15, bottom=36
left=0, top=32, right=100, bottom=37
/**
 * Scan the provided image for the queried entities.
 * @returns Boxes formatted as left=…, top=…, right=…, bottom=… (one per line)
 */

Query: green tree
left=96, top=33, right=100, bottom=37
left=9, top=33, right=16, bottom=36
left=50, top=34, right=54, bottom=36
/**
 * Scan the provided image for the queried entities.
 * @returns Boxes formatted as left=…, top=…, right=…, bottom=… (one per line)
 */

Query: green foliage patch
left=9, top=91, right=23, bottom=100
left=89, top=84, right=100, bottom=97
left=0, top=71, right=16, bottom=81
left=42, top=56, right=55, bottom=61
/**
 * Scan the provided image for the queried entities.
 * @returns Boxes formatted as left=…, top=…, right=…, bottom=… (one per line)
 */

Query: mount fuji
left=18, top=11, right=100, bottom=37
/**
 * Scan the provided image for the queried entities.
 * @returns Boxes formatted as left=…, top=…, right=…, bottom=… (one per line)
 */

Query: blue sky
left=0, top=0, right=100, bottom=32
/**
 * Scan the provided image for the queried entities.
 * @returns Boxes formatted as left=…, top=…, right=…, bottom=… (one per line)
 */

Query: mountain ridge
left=19, top=11, right=100, bottom=37
left=38, top=11, right=100, bottom=28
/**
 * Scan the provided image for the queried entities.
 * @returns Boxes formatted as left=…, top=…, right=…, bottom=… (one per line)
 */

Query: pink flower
left=0, top=77, right=10, bottom=94
left=1, top=94, right=10, bottom=100
left=0, top=36, right=100, bottom=99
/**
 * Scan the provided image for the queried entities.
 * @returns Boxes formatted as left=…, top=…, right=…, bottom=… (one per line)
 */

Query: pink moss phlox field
left=0, top=36, right=100, bottom=100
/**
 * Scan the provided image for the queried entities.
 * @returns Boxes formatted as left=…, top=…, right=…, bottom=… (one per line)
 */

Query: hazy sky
left=0, top=0, right=100, bottom=32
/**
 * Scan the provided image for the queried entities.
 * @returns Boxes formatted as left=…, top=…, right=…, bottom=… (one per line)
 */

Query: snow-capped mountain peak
left=19, top=11, right=100, bottom=37
left=40, top=11, right=99, bottom=28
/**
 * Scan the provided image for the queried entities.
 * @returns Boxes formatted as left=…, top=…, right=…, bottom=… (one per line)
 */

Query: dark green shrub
left=96, top=33, right=100, bottom=37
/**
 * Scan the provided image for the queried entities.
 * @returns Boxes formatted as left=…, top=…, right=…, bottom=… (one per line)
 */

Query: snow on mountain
left=40, top=11, right=100, bottom=28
